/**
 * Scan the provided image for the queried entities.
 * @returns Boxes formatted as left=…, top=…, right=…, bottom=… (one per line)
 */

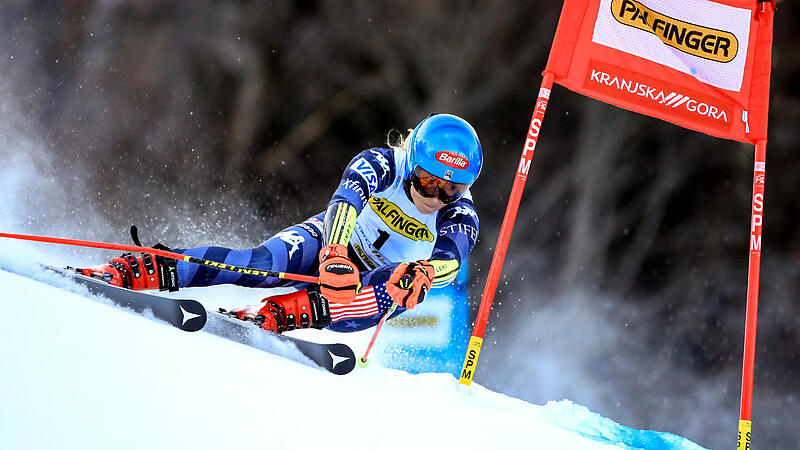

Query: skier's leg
left=324, top=264, right=403, bottom=332
left=237, top=264, right=409, bottom=333
left=224, top=260, right=432, bottom=334
left=325, top=261, right=433, bottom=332
left=175, top=215, right=326, bottom=289
left=76, top=252, right=179, bottom=291
left=224, top=286, right=332, bottom=333
left=228, top=264, right=397, bottom=334
left=76, top=215, right=325, bottom=291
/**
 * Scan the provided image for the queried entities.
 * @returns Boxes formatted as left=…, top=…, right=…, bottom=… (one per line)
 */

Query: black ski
left=16, top=265, right=356, bottom=374
left=43, top=265, right=207, bottom=331
left=205, top=310, right=356, bottom=375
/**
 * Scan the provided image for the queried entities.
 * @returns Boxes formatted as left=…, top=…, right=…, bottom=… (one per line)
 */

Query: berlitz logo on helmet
left=436, top=151, right=469, bottom=169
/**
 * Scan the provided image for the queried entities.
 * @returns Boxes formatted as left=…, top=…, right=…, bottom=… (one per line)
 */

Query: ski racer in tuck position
left=78, top=113, right=482, bottom=334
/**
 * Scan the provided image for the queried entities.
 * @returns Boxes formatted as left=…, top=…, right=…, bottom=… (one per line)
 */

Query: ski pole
left=357, top=302, right=397, bottom=368
left=0, top=232, right=319, bottom=284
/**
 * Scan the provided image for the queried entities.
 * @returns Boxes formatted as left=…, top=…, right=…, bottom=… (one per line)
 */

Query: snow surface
left=0, top=262, right=707, bottom=450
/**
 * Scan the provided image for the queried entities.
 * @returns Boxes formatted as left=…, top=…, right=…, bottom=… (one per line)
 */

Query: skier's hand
left=318, top=244, right=361, bottom=304
left=386, top=261, right=434, bottom=309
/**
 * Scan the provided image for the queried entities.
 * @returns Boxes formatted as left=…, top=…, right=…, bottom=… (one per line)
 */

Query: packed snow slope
left=0, top=261, right=706, bottom=450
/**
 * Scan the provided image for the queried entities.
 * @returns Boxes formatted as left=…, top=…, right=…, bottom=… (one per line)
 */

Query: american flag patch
left=329, top=285, right=394, bottom=322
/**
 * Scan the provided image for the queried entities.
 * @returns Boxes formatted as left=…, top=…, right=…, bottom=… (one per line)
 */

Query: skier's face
left=410, top=167, right=469, bottom=203
left=409, top=166, right=468, bottom=214
left=410, top=180, right=446, bottom=214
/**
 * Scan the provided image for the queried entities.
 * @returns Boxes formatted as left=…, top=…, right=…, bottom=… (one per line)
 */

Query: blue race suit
left=173, top=147, right=479, bottom=331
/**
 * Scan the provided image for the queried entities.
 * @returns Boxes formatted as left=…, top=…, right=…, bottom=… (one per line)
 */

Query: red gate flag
left=545, top=0, right=773, bottom=144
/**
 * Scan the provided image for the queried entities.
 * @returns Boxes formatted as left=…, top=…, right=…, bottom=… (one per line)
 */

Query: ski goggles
left=410, top=166, right=469, bottom=204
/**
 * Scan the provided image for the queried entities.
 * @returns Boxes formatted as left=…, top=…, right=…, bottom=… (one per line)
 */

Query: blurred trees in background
left=1, top=1, right=798, bottom=447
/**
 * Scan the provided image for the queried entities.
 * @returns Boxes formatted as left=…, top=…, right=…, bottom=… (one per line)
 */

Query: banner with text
left=545, top=0, right=773, bottom=143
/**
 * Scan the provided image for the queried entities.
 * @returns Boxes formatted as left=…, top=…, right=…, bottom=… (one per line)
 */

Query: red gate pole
left=737, top=139, right=767, bottom=449
left=459, top=72, right=555, bottom=385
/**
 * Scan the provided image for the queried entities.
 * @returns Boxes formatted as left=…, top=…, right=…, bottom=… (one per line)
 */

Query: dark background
left=0, top=1, right=797, bottom=448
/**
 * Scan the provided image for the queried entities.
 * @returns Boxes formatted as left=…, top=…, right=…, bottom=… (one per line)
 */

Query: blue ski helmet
left=406, top=114, right=482, bottom=186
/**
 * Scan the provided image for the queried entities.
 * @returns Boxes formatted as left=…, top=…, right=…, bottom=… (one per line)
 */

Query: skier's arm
left=383, top=199, right=478, bottom=307
left=318, top=149, right=396, bottom=303
left=427, top=198, right=480, bottom=287
left=323, top=202, right=359, bottom=247
left=323, top=148, right=396, bottom=246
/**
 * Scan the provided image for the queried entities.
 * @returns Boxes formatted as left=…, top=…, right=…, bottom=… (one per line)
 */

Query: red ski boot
left=77, top=253, right=179, bottom=291
left=224, top=288, right=331, bottom=333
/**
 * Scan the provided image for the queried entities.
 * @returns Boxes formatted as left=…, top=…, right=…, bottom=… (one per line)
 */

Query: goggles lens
left=411, top=166, right=469, bottom=204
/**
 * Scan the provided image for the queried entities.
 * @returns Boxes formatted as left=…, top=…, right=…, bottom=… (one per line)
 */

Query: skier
left=78, top=113, right=482, bottom=334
